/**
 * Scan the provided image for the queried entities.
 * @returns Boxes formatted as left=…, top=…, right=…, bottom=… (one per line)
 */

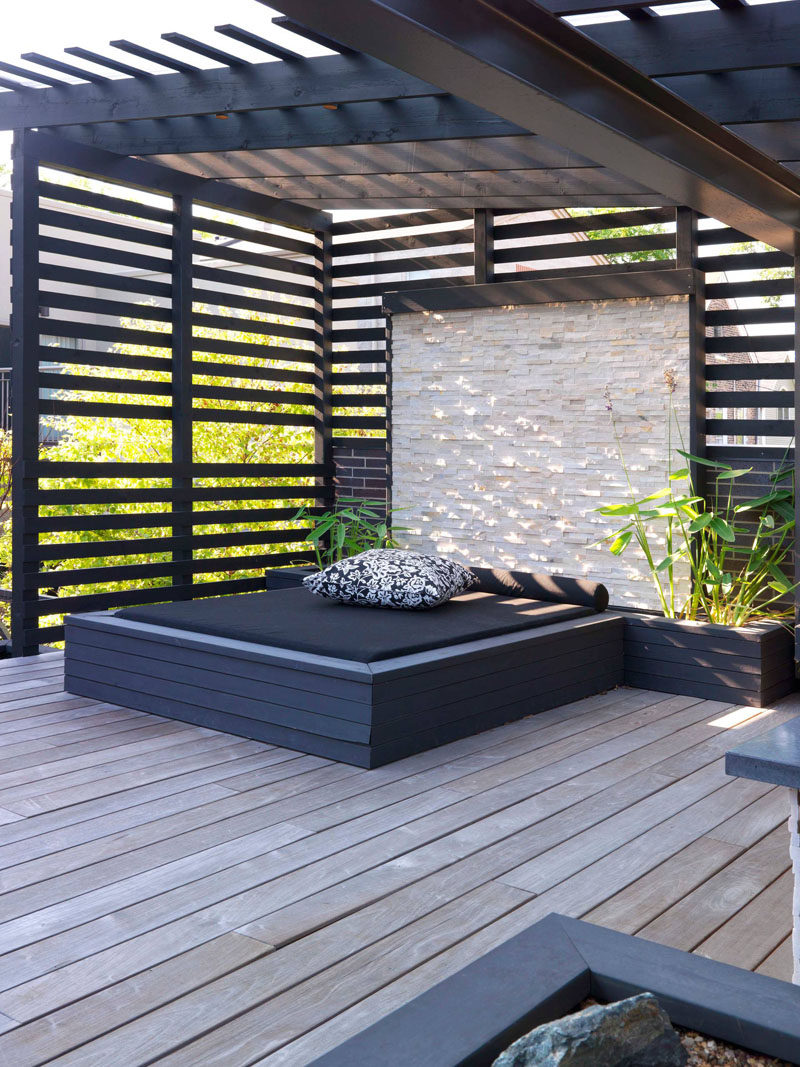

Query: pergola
left=2, top=0, right=799, bottom=655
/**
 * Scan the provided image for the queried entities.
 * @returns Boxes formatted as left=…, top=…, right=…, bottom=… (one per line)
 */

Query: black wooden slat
left=39, top=373, right=171, bottom=397
left=191, top=335, right=317, bottom=363
left=331, top=416, right=387, bottom=429
left=334, top=274, right=467, bottom=300
left=332, top=250, right=473, bottom=279
left=493, top=232, right=674, bottom=265
left=705, top=419, right=794, bottom=436
left=705, top=335, right=793, bottom=353
left=34, top=506, right=325, bottom=534
left=193, top=383, right=316, bottom=407
left=26, top=549, right=313, bottom=590
left=192, top=311, right=318, bottom=343
left=192, top=263, right=317, bottom=302
left=36, top=318, right=172, bottom=348
left=192, top=408, right=316, bottom=427
left=38, top=235, right=170, bottom=274
left=33, top=461, right=324, bottom=477
left=191, top=239, right=320, bottom=279
left=40, top=263, right=172, bottom=300
left=493, top=206, right=674, bottom=242
left=700, top=251, right=793, bottom=273
left=706, top=364, right=794, bottom=382
left=39, top=292, right=172, bottom=323
left=706, top=391, right=793, bottom=409
left=38, top=180, right=174, bottom=223
left=192, top=287, right=321, bottom=324
left=191, top=361, right=316, bottom=385
left=706, top=278, right=793, bottom=301
left=39, top=399, right=172, bottom=421
left=38, top=484, right=326, bottom=505
left=39, top=207, right=172, bottom=249
left=34, top=525, right=323, bottom=563
left=334, top=226, right=472, bottom=259
left=192, top=214, right=314, bottom=255
left=706, top=307, right=793, bottom=327
left=330, top=209, right=472, bottom=235
left=38, top=349, right=173, bottom=375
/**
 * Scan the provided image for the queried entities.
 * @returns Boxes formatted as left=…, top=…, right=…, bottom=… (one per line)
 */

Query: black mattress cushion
left=115, top=588, right=594, bottom=663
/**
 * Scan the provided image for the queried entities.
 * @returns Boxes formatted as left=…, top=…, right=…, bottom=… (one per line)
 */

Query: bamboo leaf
left=708, top=516, right=736, bottom=542
left=714, top=468, right=752, bottom=480
left=609, top=531, right=632, bottom=556
left=689, top=513, right=713, bottom=533
left=677, top=450, right=731, bottom=470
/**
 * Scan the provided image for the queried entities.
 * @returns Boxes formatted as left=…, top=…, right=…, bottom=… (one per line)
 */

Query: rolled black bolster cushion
left=467, top=567, right=609, bottom=612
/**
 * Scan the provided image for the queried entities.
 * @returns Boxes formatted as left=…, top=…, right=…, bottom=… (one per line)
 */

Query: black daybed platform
left=64, top=570, right=623, bottom=768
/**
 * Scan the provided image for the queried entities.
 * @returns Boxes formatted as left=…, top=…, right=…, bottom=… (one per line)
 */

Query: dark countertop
left=726, top=716, right=800, bottom=789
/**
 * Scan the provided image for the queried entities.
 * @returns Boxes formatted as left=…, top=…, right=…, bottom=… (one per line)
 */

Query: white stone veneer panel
left=390, top=296, right=690, bottom=610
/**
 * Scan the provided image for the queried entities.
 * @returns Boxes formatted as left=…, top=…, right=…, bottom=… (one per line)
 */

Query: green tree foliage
left=566, top=207, right=672, bottom=264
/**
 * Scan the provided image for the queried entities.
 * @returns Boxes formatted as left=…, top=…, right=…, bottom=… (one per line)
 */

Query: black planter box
left=312, top=915, right=800, bottom=1066
left=264, top=565, right=318, bottom=591
left=623, top=614, right=795, bottom=708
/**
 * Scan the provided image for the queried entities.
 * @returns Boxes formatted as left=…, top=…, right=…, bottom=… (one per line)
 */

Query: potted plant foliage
left=596, top=371, right=796, bottom=706
left=264, top=497, right=404, bottom=590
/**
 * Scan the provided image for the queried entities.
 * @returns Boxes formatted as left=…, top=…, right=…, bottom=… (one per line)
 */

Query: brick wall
left=333, top=441, right=389, bottom=506
left=390, top=296, right=691, bottom=609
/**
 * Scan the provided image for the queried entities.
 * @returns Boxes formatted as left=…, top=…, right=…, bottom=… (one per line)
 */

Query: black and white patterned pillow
left=303, top=549, right=477, bottom=610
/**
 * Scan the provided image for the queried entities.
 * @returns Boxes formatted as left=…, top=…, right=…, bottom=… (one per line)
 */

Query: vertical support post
left=789, top=788, right=800, bottom=984
left=473, top=208, right=495, bottom=285
left=171, top=194, right=193, bottom=598
left=316, top=230, right=335, bottom=514
left=10, top=131, right=41, bottom=656
left=676, top=207, right=706, bottom=503
left=794, top=231, right=800, bottom=655
left=384, top=307, right=393, bottom=521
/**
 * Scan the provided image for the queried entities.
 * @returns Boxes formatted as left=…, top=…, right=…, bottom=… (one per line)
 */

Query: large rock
left=492, top=993, right=687, bottom=1067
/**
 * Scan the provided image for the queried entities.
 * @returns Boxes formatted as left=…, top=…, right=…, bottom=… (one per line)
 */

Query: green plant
left=292, top=497, right=405, bottom=569
left=595, top=373, right=796, bottom=625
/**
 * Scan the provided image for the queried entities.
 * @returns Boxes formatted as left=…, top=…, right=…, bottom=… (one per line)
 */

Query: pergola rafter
left=46, top=99, right=526, bottom=157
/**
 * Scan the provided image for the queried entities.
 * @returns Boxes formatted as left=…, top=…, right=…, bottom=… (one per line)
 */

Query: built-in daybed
left=64, top=569, right=622, bottom=768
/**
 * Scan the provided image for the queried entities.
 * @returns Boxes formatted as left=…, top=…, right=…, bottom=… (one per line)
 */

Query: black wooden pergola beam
left=583, top=2, right=800, bottom=77
left=27, top=129, right=330, bottom=232
left=661, top=68, right=800, bottom=127
left=46, top=98, right=525, bottom=157
left=270, top=0, right=800, bottom=253
left=153, top=135, right=595, bottom=179
left=0, top=52, right=442, bottom=130
left=535, top=0, right=695, bottom=13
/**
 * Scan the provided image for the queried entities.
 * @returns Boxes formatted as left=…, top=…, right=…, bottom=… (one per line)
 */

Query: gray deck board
left=0, top=653, right=795, bottom=1065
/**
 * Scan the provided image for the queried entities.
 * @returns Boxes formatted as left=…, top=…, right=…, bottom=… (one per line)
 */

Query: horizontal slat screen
left=11, top=145, right=329, bottom=651
left=700, top=218, right=794, bottom=450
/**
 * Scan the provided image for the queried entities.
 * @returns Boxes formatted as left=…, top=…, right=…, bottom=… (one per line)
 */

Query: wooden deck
left=0, top=651, right=795, bottom=1065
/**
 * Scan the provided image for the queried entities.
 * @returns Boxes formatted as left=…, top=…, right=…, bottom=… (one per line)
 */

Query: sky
left=0, top=0, right=318, bottom=163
